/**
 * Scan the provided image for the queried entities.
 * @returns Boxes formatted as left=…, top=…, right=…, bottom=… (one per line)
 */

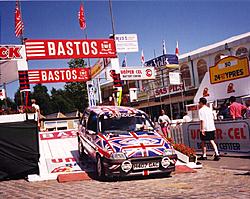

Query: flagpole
left=108, top=0, right=115, bottom=35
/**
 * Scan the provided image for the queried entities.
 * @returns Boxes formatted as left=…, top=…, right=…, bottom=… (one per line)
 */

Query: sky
left=1, top=0, right=250, bottom=99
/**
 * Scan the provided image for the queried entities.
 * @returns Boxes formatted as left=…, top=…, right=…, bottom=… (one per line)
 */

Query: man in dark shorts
left=198, top=97, right=220, bottom=161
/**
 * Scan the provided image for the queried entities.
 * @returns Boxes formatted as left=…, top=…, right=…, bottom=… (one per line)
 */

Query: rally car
left=78, top=106, right=177, bottom=179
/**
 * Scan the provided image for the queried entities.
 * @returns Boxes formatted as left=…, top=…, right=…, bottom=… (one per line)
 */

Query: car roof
left=87, top=106, right=145, bottom=116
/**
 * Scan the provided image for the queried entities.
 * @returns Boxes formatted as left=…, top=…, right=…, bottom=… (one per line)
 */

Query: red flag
left=175, top=41, right=179, bottom=57
left=78, top=3, right=86, bottom=30
left=15, top=1, right=24, bottom=37
left=141, top=49, right=145, bottom=66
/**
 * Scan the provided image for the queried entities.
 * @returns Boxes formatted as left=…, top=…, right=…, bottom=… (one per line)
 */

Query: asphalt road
left=0, top=157, right=249, bottom=199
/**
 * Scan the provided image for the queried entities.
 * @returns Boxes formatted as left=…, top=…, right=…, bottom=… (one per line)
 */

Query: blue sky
left=1, top=0, right=250, bottom=99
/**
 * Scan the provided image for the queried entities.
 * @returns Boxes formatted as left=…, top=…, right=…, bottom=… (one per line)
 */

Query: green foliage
left=30, top=84, right=52, bottom=115
left=64, top=58, right=88, bottom=112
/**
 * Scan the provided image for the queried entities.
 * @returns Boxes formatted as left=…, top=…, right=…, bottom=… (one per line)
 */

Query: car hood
left=96, top=130, right=173, bottom=158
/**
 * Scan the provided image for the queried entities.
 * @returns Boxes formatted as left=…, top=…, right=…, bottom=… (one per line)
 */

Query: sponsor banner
left=0, top=89, right=6, bottom=100
left=184, top=120, right=250, bottom=154
left=209, top=56, right=250, bottom=84
left=39, top=130, right=77, bottom=140
left=24, top=39, right=117, bottom=60
left=114, top=34, right=139, bottom=53
left=120, top=67, right=155, bottom=80
left=0, top=45, right=28, bottom=71
left=169, top=72, right=181, bottom=85
left=155, top=84, right=184, bottom=97
left=28, top=68, right=90, bottom=84
left=145, top=54, right=179, bottom=68
left=46, top=157, right=82, bottom=174
left=0, top=45, right=24, bottom=60
left=90, top=58, right=111, bottom=78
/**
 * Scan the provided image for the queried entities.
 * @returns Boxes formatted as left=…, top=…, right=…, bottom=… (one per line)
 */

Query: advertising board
left=119, top=67, right=155, bottom=80
left=24, top=39, right=117, bottom=60
left=114, top=34, right=139, bottom=53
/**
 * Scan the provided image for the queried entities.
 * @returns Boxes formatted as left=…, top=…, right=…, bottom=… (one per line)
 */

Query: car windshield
left=100, top=114, right=153, bottom=133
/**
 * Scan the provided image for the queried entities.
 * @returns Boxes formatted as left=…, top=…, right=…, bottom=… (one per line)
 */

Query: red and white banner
left=119, top=67, right=155, bottom=80
left=28, top=68, right=90, bottom=84
left=24, top=39, right=117, bottom=60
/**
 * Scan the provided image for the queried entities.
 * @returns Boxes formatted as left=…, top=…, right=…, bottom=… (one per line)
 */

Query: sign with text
left=155, top=84, right=184, bottom=97
left=0, top=45, right=25, bottom=60
left=145, top=54, right=179, bottom=68
left=120, top=67, right=155, bottom=80
left=209, top=56, right=249, bottom=84
left=169, top=72, right=181, bottom=85
left=24, top=39, right=117, bottom=60
left=114, top=34, right=139, bottom=53
left=184, top=120, right=250, bottom=154
left=90, top=58, right=111, bottom=78
left=28, top=68, right=90, bottom=84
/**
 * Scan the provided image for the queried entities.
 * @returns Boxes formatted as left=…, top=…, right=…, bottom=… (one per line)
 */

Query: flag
left=121, top=54, right=127, bottom=67
left=163, top=40, right=166, bottom=55
left=141, top=50, right=145, bottom=66
left=78, top=3, right=86, bottom=30
left=15, top=1, right=24, bottom=37
left=175, top=41, right=179, bottom=57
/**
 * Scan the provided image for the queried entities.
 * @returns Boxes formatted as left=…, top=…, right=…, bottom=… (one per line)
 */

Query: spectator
left=245, top=102, right=250, bottom=118
left=31, top=99, right=40, bottom=128
left=158, top=109, right=171, bottom=138
left=182, top=112, right=191, bottom=123
left=229, top=96, right=246, bottom=120
left=217, top=102, right=231, bottom=120
left=198, top=97, right=220, bottom=161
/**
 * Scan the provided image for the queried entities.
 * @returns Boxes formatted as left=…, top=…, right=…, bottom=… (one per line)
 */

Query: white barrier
left=28, top=130, right=86, bottom=181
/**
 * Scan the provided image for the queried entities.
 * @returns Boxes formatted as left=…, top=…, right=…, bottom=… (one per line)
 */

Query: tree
left=50, top=87, right=75, bottom=113
left=64, top=59, right=88, bottom=112
left=14, top=88, right=22, bottom=106
left=30, top=84, right=52, bottom=115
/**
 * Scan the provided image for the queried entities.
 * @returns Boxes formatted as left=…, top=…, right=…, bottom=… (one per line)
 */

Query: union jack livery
left=78, top=106, right=177, bottom=179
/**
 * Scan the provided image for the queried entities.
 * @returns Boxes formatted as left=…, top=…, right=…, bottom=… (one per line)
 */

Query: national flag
left=163, top=40, right=166, bottom=55
left=141, top=50, right=145, bottom=66
left=78, top=2, right=86, bottom=30
left=15, top=1, right=24, bottom=37
left=121, top=54, right=127, bottom=67
left=175, top=41, right=179, bottom=57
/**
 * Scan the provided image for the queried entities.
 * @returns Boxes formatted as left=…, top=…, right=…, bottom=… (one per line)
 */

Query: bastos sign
left=24, top=39, right=117, bottom=60
left=28, top=68, right=90, bottom=84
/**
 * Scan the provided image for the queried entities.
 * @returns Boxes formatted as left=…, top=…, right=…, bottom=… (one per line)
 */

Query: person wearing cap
left=198, top=97, right=220, bottom=161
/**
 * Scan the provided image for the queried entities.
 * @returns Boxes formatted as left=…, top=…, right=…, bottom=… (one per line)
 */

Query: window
left=87, top=112, right=98, bottom=132
left=180, top=64, right=191, bottom=87
left=236, top=47, right=248, bottom=58
left=197, top=59, right=207, bottom=83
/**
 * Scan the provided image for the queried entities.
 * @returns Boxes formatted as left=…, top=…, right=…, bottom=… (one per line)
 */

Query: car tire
left=96, top=154, right=105, bottom=180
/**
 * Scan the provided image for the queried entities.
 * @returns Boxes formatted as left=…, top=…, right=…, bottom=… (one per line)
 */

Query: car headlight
left=161, top=157, right=171, bottom=168
left=111, top=152, right=127, bottom=160
left=121, top=160, right=132, bottom=172
left=163, top=148, right=175, bottom=156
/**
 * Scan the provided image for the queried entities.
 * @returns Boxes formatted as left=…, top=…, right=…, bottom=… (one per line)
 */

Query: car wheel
left=96, top=155, right=105, bottom=180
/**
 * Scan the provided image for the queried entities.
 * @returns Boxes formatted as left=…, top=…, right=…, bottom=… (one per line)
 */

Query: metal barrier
left=169, top=124, right=184, bottom=144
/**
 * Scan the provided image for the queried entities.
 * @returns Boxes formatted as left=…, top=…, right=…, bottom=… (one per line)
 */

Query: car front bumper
left=102, top=154, right=177, bottom=177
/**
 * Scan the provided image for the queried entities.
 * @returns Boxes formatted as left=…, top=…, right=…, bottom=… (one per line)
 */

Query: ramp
left=28, top=130, right=93, bottom=181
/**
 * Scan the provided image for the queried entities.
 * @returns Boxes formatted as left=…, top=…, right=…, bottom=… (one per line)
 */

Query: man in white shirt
left=158, top=109, right=171, bottom=138
left=31, top=99, right=40, bottom=124
left=198, top=97, right=220, bottom=161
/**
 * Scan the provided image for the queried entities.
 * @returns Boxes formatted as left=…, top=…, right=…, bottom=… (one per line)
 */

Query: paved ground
left=0, top=157, right=249, bottom=199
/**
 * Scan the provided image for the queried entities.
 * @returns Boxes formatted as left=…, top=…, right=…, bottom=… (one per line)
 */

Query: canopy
left=0, top=61, right=19, bottom=85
